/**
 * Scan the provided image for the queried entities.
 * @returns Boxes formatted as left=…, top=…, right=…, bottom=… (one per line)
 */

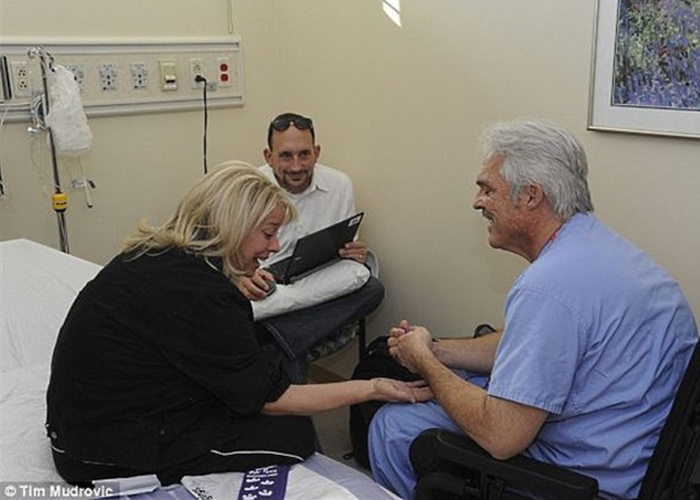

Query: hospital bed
left=0, top=238, right=400, bottom=500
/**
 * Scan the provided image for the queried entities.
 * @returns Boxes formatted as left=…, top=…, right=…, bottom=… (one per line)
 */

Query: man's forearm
left=412, top=337, right=546, bottom=460
left=411, top=348, right=496, bottom=450
left=432, top=331, right=502, bottom=373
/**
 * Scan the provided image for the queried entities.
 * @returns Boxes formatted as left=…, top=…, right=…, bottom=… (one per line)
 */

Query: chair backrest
left=638, top=340, right=700, bottom=499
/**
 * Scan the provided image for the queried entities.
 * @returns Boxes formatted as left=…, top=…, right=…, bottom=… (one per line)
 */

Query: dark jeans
left=257, top=277, right=385, bottom=383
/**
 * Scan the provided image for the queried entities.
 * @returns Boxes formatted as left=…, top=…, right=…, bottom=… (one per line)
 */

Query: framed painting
left=588, top=0, right=700, bottom=139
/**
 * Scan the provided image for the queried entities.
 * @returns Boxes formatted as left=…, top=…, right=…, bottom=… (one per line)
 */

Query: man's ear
left=263, top=148, right=272, bottom=164
left=525, top=184, right=545, bottom=210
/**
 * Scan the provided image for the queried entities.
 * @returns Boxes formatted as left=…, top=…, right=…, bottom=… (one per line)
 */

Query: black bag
left=347, top=336, right=422, bottom=469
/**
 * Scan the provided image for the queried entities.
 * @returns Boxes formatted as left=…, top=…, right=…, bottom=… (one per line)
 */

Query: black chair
left=409, top=341, right=700, bottom=500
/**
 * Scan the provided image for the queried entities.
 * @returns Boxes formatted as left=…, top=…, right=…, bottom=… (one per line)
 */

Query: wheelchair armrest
left=410, top=429, right=599, bottom=500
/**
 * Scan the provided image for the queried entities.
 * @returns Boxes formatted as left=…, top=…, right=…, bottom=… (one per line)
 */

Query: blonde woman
left=46, top=162, right=430, bottom=486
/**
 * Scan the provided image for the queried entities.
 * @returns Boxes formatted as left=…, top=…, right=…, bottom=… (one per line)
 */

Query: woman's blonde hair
left=122, top=161, right=295, bottom=279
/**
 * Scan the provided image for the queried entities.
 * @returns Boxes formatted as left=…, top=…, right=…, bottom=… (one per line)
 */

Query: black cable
left=195, top=75, right=209, bottom=175
left=0, top=159, right=5, bottom=196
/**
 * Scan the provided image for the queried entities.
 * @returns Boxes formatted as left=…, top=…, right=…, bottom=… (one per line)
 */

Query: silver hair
left=481, top=119, right=594, bottom=221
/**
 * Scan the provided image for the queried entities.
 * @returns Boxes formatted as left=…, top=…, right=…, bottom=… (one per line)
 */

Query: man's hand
left=235, top=268, right=276, bottom=301
left=387, top=320, right=435, bottom=373
left=339, top=240, right=368, bottom=264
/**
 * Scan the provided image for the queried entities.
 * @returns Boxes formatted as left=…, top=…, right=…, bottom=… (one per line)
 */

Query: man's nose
left=472, top=193, right=483, bottom=210
left=289, top=156, right=305, bottom=170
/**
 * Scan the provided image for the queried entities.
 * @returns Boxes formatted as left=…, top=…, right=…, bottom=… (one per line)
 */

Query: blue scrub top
left=489, top=214, right=698, bottom=498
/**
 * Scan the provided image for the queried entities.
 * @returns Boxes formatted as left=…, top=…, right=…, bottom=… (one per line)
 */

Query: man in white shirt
left=240, top=113, right=384, bottom=381
left=237, top=113, right=368, bottom=297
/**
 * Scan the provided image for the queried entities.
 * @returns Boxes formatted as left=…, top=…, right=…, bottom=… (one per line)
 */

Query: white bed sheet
left=0, top=239, right=399, bottom=500
left=1, top=239, right=102, bottom=372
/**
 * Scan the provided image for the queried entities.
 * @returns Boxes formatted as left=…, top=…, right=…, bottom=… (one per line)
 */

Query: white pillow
left=252, top=260, right=370, bottom=320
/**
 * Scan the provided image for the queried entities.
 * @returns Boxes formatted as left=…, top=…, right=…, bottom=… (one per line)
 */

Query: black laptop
left=265, top=213, right=364, bottom=285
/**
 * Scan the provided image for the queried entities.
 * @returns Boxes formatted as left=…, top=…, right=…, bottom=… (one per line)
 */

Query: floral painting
left=613, top=0, right=700, bottom=111
left=589, top=0, right=700, bottom=138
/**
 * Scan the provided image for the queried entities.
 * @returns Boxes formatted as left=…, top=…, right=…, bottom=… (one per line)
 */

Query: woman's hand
left=371, top=378, right=433, bottom=403
left=263, top=378, right=433, bottom=416
left=235, top=268, right=276, bottom=301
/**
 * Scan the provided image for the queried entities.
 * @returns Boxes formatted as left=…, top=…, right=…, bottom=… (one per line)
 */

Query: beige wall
left=0, top=0, right=281, bottom=262
left=2, top=1, right=699, bottom=374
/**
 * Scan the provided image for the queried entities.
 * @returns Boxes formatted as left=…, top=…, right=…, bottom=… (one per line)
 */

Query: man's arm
left=335, top=170, right=369, bottom=264
left=391, top=327, right=547, bottom=459
left=389, top=320, right=501, bottom=373
left=431, top=331, right=502, bottom=373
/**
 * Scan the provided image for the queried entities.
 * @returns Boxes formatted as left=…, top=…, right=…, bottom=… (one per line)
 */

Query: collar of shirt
left=538, top=213, right=595, bottom=260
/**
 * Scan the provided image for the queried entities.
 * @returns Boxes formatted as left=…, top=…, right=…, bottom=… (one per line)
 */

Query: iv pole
left=29, top=46, right=70, bottom=254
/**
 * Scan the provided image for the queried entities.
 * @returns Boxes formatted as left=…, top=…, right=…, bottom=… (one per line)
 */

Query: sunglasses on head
left=270, top=115, right=314, bottom=133
left=267, top=114, right=315, bottom=148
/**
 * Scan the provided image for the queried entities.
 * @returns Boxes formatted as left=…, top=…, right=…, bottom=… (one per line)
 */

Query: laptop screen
left=266, top=212, right=364, bottom=284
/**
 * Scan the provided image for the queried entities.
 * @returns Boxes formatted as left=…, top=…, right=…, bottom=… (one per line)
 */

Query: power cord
left=0, top=105, right=9, bottom=196
left=195, top=74, right=209, bottom=174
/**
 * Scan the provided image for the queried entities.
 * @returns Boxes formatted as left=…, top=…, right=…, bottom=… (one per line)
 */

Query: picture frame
left=588, top=0, right=700, bottom=139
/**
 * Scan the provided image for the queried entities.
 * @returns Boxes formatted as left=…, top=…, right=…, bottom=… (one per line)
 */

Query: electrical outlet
left=64, top=64, right=85, bottom=93
left=130, top=62, right=149, bottom=90
left=98, top=63, right=118, bottom=91
left=189, top=58, right=205, bottom=89
left=11, top=61, right=31, bottom=97
left=217, top=57, right=231, bottom=88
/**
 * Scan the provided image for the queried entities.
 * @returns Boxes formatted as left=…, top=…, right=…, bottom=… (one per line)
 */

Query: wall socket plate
left=64, top=64, right=86, bottom=93
left=130, top=62, right=149, bottom=90
left=217, top=57, right=232, bottom=88
left=11, top=61, right=30, bottom=97
left=98, top=63, right=118, bottom=91
left=189, top=57, right=205, bottom=89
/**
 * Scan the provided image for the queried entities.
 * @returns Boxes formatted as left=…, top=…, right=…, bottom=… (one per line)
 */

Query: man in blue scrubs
left=368, top=119, right=698, bottom=499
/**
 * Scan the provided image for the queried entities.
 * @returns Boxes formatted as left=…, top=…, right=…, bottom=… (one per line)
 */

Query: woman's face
left=238, top=206, right=285, bottom=275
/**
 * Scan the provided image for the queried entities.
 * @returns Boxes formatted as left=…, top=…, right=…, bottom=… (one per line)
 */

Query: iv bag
left=46, top=65, right=93, bottom=155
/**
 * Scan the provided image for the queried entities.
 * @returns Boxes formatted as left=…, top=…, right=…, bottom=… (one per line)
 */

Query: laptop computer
left=265, top=212, right=364, bottom=285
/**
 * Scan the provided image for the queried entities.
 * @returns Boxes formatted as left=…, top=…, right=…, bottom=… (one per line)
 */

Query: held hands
left=339, top=240, right=368, bottom=264
left=235, top=268, right=276, bottom=301
left=371, top=378, right=433, bottom=403
left=387, top=320, right=435, bottom=374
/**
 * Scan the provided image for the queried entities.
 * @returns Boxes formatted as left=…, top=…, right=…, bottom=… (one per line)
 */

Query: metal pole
left=32, top=46, right=70, bottom=254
